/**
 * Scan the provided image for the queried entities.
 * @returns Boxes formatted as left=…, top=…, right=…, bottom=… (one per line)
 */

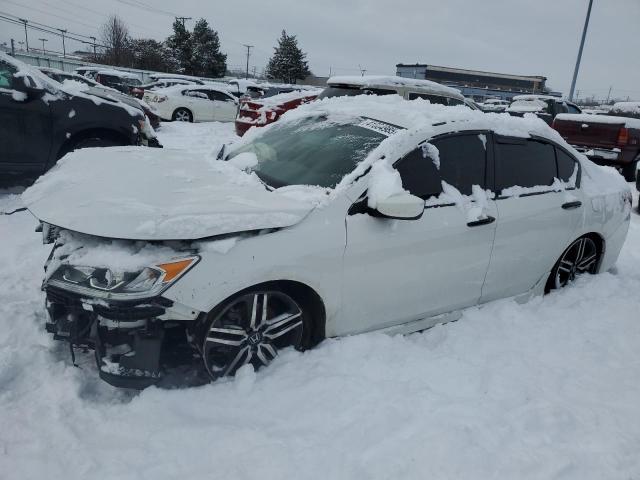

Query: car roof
left=512, top=94, right=560, bottom=102
left=327, top=75, right=464, bottom=100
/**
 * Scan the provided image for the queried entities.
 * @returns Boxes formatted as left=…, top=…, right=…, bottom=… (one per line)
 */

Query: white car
left=144, top=84, right=239, bottom=122
left=24, top=96, right=631, bottom=388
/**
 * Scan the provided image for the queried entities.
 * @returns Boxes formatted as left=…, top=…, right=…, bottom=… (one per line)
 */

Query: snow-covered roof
left=253, top=88, right=322, bottom=107
left=96, top=69, right=140, bottom=79
left=153, top=83, right=234, bottom=96
left=327, top=75, right=462, bottom=99
left=610, top=102, right=640, bottom=116
left=512, top=94, right=559, bottom=101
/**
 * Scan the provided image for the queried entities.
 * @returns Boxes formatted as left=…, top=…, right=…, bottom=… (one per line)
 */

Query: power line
left=112, top=0, right=180, bottom=17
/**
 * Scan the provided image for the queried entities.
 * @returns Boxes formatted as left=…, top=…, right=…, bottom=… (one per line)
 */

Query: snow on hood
left=22, top=147, right=316, bottom=241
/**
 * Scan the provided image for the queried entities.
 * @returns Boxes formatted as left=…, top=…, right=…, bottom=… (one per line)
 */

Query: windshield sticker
left=357, top=118, right=402, bottom=137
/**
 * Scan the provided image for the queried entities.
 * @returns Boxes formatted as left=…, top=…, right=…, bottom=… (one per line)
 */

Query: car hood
left=84, top=87, right=143, bottom=111
left=23, top=147, right=316, bottom=241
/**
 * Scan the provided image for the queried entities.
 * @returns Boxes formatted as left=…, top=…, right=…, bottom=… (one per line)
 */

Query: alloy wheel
left=554, top=237, right=599, bottom=289
left=202, top=291, right=304, bottom=380
left=174, top=109, right=192, bottom=122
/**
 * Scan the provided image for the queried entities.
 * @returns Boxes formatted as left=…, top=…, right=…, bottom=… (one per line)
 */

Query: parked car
left=235, top=89, right=321, bottom=136
left=0, top=53, right=158, bottom=179
left=235, top=75, right=475, bottom=136
left=148, top=73, right=204, bottom=85
left=553, top=102, right=640, bottom=181
left=24, top=95, right=630, bottom=388
left=144, top=84, right=239, bottom=122
left=94, top=69, right=143, bottom=95
left=131, top=79, right=199, bottom=100
left=508, top=95, right=582, bottom=124
left=74, top=66, right=101, bottom=79
left=480, top=98, right=510, bottom=112
left=39, top=67, right=161, bottom=130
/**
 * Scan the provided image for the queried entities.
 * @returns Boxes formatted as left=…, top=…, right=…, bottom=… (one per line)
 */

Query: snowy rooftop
left=327, top=75, right=462, bottom=98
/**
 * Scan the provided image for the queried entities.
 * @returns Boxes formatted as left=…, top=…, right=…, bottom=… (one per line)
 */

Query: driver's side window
left=0, top=61, right=17, bottom=89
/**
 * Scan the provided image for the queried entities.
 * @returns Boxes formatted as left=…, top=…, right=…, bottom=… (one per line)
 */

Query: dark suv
left=0, top=54, right=158, bottom=179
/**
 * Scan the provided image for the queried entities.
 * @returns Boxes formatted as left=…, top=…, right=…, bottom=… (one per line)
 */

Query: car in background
left=95, top=69, right=143, bottom=95
left=39, top=67, right=161, bottom=130
left=131, top=79, right=199, bottom=99
left=74, top=66, right=101, bottom=79
left=144, top=84, right=239, bottom=122
left=235, top=75, right=475, bottom=136
left=480, top=98, right=510, bottom=112
left=26, top=94, right=630, bottom=388
left=148, top=73, right=205, bottom=85
left=507, top=95, right=581, bottom=124
left=0, top=53, right=158, bottom=179
left=235, top=88, right=321, bottom=136
left=553, top=102, right=640, bottom=181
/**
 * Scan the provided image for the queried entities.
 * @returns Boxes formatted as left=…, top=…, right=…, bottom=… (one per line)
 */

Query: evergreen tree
left=265, top=30, right=311, bottom=84
left=129, top=39, right=170, bottom=71
left=191, top=18, right=227, bottom=78
left=166, top=19, right=193, bottom=74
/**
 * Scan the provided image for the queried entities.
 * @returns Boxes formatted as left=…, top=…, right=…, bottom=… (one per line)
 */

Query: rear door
left=341, top=132, right=497, bottom=334
left=0, top=61, right=52, bottom=174
left=184, top=89, right=215, bottom=121
left=481, top=136, right=582, bottom=302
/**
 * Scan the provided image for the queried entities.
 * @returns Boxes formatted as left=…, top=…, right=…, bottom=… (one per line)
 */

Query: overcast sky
left=1, top=0, right=637, bottom=101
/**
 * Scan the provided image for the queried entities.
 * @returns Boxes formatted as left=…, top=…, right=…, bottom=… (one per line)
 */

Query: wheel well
left=56, top=128, right=130, bottom=160
left=210, top=280, right=326, bottom=347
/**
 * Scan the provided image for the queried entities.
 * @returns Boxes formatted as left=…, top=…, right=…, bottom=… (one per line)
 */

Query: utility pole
left=359, top=64, right=367, bottom=76
left=10, top=38, right=15, bottom=56
left=175, top=16, right=192, bottom=27
left=39, top=38, right=48, bottom=55
left=606, top=85, right=612, bottom=104
left=58, top=29, right=67, bottom=57
left=89, top=36, right=97, bottom=60
left=568, top=0, right=593, bottom=101
left=243, top=44, right=253, bottom=79
left=19, top=18, right=28, bottom=52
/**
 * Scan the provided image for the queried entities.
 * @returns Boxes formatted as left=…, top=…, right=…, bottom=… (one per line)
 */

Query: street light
left=38, top=37, right=48, bottom=55
left=568, top=0, right=594, bottom=101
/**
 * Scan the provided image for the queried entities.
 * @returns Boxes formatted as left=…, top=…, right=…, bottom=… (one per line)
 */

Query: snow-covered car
left=94, top=69, right=143, bottom=95
left=480, top=98, right=510, bottom=112
left=39, top=67, right=162, bottom=131
left=131, top=79, right=199, bottom=99
left=0, top=53, right=158, bottom=179
left=508, top=95, right=582, bottom=124
left=24, top=95, right=631, bottom=388
left=144, top=84, right=239, bottom=122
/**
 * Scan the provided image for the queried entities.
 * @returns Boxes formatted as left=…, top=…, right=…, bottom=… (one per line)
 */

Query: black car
left=507, top=95, right=582, bottom=125
left=0, top=54, right=158, bottom=179
left=94, top=70, right=142, bottom=95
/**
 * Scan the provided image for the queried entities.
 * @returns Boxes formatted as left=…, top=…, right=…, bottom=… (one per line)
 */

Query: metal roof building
left=396, top=63, right=560, bottom=101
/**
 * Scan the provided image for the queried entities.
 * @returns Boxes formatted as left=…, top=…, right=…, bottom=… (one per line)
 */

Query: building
left=396, top=63, right=561, bottom=102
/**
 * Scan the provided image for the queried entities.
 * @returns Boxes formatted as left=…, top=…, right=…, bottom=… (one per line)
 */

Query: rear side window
left=431, top=134, right=487, bottom=195
left=556, top=148, right=578, bottom=183
left=209, top=90, right=233, bottom=102
left=408, top=93, right=448, bottom=105
left=495, top=139, right=557, bottom=191
left=447, top=98, right=464, bottom=106
left=566, top=104, right=581, bottom=114
left=364, top=88, right=397, bottom=96
left=395, top=148, right=442, bottom=199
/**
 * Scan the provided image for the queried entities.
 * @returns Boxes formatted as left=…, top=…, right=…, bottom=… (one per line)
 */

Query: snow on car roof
left=610, top=102, right=640, bottom=115
left=327, top=75, right=463, bottom=98
left=512, top=94, right=559, bottom=101
left=96, top=69, right=140, bottom=79
left=154, top=83, right=234, bottom=95
left=252, top=88, right=323, bottom=107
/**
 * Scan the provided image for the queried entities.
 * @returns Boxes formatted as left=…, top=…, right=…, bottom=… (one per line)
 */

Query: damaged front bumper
left=45, top=286, right=200, bottom=389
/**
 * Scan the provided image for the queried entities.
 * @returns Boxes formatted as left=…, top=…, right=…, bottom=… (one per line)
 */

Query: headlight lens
left=48, top=256, right=199, bottom=299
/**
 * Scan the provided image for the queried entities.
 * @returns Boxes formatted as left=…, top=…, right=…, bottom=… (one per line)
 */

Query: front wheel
left=200, top=290, right=310, bottom=381
left=545, top=236, right=600, bottom=293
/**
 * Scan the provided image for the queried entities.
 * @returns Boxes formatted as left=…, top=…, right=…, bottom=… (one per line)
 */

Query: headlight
left=47, top=256, right=199, bottom=300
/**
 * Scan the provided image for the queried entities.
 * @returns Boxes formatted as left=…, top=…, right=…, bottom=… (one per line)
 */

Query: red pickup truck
left=553, top=103, right=640, bottom=181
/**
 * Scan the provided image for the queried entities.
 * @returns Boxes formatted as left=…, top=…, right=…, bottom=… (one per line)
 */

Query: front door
left=341, top=132, right=497, bottom=335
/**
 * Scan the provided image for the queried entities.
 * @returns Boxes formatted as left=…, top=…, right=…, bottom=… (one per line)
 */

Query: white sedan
left=24, top=96, right=631, bottom=388
left=144, top=84, right=239, bottom=123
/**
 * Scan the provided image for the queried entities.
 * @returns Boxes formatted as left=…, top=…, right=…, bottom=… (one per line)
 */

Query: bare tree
left=101, top=15, right=131, bottom=66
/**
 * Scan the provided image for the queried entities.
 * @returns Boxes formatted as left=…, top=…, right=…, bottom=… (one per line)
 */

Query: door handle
left=467, top=216, right=495, bottom=227
left=561, top=201, right=582, bottom=210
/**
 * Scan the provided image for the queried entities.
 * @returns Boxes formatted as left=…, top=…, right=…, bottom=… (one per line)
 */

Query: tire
left=59, top=136, right=124, bottom=159
left=545, top=236, right=600, bottom=293
left=198, top=289, right=314, bottom=381
left=621, top=160, right=638, bottom=182
left=172, top=108, right=193, bottom=122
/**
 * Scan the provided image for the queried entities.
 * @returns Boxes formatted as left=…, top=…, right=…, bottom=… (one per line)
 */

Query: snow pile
left=253, top=88, right=321, bottom=107
left=610, top=102, right=640, bottom=116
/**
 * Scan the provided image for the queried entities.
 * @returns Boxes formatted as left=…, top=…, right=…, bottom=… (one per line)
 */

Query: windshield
left=226, top=117, right=396, bottom=188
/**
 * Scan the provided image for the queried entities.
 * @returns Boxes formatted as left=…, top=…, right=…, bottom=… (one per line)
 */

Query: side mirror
left=11, top=74, right=45, bottom=101
left=376, top=192, right=425, bottom=220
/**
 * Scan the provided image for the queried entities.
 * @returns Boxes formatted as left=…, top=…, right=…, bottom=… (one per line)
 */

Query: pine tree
left=191, top=18, right=227, bottom=78
left=130, top=39, right=170, bottom=71
left=265, top=30, right=311, bottom=84
left=166, top=19, right=193, bottom=74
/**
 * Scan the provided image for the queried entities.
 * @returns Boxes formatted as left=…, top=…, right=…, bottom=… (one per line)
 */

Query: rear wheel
left=545, top=236, right=600, bottom=293
left=200, top=290, right=310, bottom=381
left=172, top=108, right=193, bottom=122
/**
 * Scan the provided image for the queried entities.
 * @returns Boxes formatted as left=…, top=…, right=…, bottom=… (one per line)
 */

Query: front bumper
left=45, top=286, right=196, bottom=388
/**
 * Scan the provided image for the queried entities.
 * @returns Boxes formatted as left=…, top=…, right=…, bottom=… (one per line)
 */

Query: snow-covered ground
left=1, top=121, right=640, bottom=479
